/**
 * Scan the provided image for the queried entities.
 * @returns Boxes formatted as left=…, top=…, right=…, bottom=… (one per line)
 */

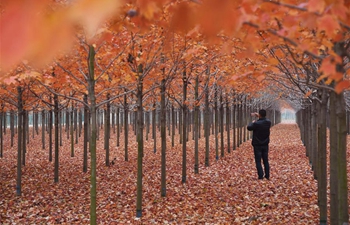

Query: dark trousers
left=253, top=145, right=270, bottom=179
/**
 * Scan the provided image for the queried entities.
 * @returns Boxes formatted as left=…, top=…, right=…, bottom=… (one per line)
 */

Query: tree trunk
left=75, top=107, right=78, bottom=144
left=16, top=86, right=23, bottom=196
left=226, top=95, right=230, bottom=153
left=71, top=106, right=74, bottom=157
left=182, top=69, right=188, bottom=183
left=124, top=94, right=128, bottom=161
left=329, top=91, right=338, bottom=225
left=160, top=79, right=167, bottom=196
left=171, top=105, right=175, bottom=147
left=136, top=68, right=144, bottom=218
left=87, top=45, right=97, bottom=225
left=232, top=102, right=236, bottom=150
left=317, top=89, right=327, bottom=225
left=214, top=87, right=219, bottom=160
left=49, top=107, right=53, bottom=162
left=83, top=95, right=89, bottom=173
left=152, top=104, right=157, bottom=153
left=54, top=94, right=60, bottom=182
left=105, top=94, right=110, bottom=166
left=116, top=107, right=120, bottom=147
left=22, top=110, right=26, bottom=166
left=311, top=101, right=317, bottom=179
left=10, top=110, right=14, bottom=147
left=194, top=76, right=199, bottom=174
left=42, top=110, right=45, bottom=149
left=204, top=80, right=210, bottom=166
left=59, top=111, right=63, bottom=146
left=220, top=93, right=224, bottom=158
left=335, top=92, right=348, bottom=225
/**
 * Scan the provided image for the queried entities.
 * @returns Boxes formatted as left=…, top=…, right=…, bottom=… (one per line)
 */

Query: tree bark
left=317, top=89, right=327, bottom=225
left=160, top=79, right=167, bottom=196
left=335, top=92, right=348, bottom=225
left=87, top=45, right=97, bottom=225
left=54, top=94, right=60, bottom=182
left=329, top=91, right=338, bottom=225
left=136, top=67, right=144, bottom=217
left=182, top=69, right=188, bottom=183
left=16, top=86, right=23, bottom=196
left=220, top=92, right=224, bottom=158
left=204, top=78, right=210, bottom=166
left=124, top=94, right=128, bottom=161
left=105, top=94, right=110, bottom=166
left=194, top=76, right=199, bottom=174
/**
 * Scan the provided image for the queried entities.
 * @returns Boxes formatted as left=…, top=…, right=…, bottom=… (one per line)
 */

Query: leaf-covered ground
left=0, top=123, right=347, bottom=224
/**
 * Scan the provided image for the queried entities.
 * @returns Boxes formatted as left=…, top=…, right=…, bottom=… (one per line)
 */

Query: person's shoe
left=264, top=176, right=269, bottom=180
left=258, top=177, right=264, bottom=180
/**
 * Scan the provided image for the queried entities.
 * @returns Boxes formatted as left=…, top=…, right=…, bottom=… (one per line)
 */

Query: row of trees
left=0, top=78, right=281, bottom=219
left=1, top=0, right=350, bottom=224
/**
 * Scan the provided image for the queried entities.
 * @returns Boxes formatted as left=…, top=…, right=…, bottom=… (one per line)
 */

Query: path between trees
left=0, top=123, right=320, bottom=224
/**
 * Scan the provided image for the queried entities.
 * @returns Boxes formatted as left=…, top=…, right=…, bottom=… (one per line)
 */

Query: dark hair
left=259, top=109, right=266, bottom=118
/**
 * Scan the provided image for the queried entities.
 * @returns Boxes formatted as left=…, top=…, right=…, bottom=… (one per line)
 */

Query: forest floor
left=0, top=123, right=349, bottom=224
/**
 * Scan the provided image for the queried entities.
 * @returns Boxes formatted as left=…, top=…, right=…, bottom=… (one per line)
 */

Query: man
left=247, top=109, right=271, bottom=180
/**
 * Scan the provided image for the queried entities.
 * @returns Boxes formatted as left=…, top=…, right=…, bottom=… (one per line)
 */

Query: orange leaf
left=308, top=0, right=325, bottom=13
left=317, top=15, right=340, bottom=37
left=319, top=57, right=336, bottom=77
left=335, top=80, right=350, bottom=94
left=268, top=58, right=279, bottom=66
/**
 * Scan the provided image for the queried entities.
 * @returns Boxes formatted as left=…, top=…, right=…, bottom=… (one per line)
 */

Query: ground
left=0, top=123, right=346, bottom=224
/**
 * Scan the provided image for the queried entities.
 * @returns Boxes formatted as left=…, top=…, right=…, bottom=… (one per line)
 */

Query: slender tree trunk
left=220, top=93, right=224, bottom=158
left=83, top=95, right=89, bottom=173
left=70, top=106, right=74, bottom=157
left=232, top=102, right=236, bottom=150
left=182, top=69, right=188, bottom=183
left=124, top=94, right=128, bottom=161
left=42, top=110, right=45, bottom=149
left=16, top=86, right=23, bottom=196
left=66, top=109, right=70, bottom=139
left=10, top=110, right=14, bottom=147
left=59, top=111, right=63, bottom=146
left=22, top=110, right=26, bottom=166
left=335, top=92, right=348, bottom=224
left=152, top=104, right=157, bottom=153
left=194, top=76, right=199, bottom=174
left=136, top=69, right=144, bottom=217
left=226, top=96, right=230, bottom=153
left=105, top=94, right=110, bottom=166
left=160, top=79, right=167, bottom=196
left=49, top=107, right=53, bottom=162
left=204, top=80, right=210, bottom=166
left=311, top=101, right=317, bottom=179
left=171, top=105, right=175, bottom=147
left=75, top=107, right=78, bottom=144
left=116, top=107, right=120, bottom=147
left=329, top=91, right=338, bottom=225
left=214, top=87, right=219, bottom=160
left=87, top=45, right=97, bottom=225
left=317, top=89, right=327, bottom=225
left=54, top=94, right=60, bottom=183
left=79, top=108, right=82, bottom=138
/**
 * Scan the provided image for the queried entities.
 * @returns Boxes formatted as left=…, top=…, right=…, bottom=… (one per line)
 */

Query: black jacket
left=247, top=118, right=271, bottom=146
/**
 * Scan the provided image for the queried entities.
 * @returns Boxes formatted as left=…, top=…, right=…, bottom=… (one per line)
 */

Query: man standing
left=247, top=109, right=271, bottom=180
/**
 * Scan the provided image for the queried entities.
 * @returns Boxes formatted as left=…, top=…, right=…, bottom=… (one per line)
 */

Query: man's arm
left=247, top=121, right=255, bottom=131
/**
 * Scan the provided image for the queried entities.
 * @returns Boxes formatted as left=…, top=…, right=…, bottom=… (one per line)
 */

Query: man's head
left=258, top=109, right=266, bottom=118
